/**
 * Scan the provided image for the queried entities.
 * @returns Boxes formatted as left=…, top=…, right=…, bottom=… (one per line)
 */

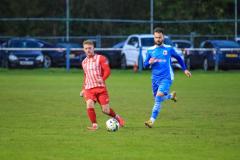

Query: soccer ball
left=106, top=118, right=119, bottom=132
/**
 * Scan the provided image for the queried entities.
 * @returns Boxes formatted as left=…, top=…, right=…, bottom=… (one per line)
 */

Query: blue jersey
left=144, top=44, right=186, bottom=81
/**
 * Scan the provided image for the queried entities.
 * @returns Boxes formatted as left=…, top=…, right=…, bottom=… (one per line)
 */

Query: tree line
left=0, top=0, right=238, bottom=39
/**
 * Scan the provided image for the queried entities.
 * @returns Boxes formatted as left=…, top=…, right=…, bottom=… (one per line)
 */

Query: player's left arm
left=100, top=56, right=111, bottom=80
left=171, top=48, right=192, bottom=78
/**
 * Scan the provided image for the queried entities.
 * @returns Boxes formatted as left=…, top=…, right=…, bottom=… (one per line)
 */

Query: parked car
left=0, top=38, right=65, bottom=68
left=121, top=34, right=183, bottom=69
left=56, top=42, right=122, bottom=68
left=173, top=40, right=193, bottom=49
left=0, top=39, right=44, bottom=68
left=94, top=48, right=122, bottom=68
left=0, top=39, right=5, bottom=45
left=112, top=41, right=125, bottom=48
left=57, top=41, right=123, bottom=68
left=56, top=42, right=84, bottom=67
left=185, top=40, right=240, bottom=70
left=236, top=37, right=240, bottom=45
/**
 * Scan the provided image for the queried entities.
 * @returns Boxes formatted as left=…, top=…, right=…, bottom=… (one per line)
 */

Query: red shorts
left=83, top=87, right=109, bottom=105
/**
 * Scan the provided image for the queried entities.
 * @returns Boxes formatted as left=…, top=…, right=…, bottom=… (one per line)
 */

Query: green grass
left=0, top=68, right=240, bottom=160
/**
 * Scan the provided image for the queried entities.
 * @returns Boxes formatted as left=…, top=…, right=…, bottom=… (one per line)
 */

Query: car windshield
left=141, top=37, right=173, bottom=47
left=10, top=40, right=40, bottom=48
left=112, top=41, right=125, bottom=48
left=141, top=38, right=154, bottom=47
left=213, top=41, right=240, bottom=48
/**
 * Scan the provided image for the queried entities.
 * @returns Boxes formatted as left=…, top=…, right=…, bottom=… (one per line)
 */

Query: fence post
left=214, top=49, right=219, bottom=72
left=138, top=47, right=143, bottom=72
left=190, top=32, right=196, bottom=46
left=66, top=46, right=70, bottom=72
left=96, top=35, right=101, bottom=48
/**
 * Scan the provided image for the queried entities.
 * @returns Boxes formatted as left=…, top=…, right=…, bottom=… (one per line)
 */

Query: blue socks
left=150, top=94, right=172, bottom=123
left=162, top=94, right=172, bottom=101
left=150, top=96, right=163, bottom=122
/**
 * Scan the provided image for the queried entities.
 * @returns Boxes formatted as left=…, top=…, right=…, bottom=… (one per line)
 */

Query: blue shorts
left=152, top=78, right=172, bottom=97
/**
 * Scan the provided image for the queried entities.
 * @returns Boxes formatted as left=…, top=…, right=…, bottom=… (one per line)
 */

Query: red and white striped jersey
left=82, top=54, right=110, bottom=89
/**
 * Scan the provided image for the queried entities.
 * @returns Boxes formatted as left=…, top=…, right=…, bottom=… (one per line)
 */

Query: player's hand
left=96, top=78, right=103, bottom=84
left=184, top=70, right=192, bottom=78
left=149, top=58, right=156, bottom=64
left=80, top=90, right=85, bottom=97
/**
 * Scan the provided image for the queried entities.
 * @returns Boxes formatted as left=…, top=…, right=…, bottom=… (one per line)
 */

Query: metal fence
left=0, top=0, right=238, bottom=47
left=1, top=47, right=240, bottom=72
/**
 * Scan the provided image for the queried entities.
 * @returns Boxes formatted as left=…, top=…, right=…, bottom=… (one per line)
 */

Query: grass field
left=0, top=68, right=239, bottom=160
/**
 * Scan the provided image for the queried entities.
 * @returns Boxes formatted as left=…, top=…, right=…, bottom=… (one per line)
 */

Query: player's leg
left=159, top=79, right=176, bottom=102
left=145, top=79, right=171, bottom=128
left=86, top=99, right=98, bottom=130
left=98, top=87, right=125, bottom=127
left=101, top=103, right=125, bottom=127
left=145, top=92, right=164, bottom=128
left=145, top=79, right=160, bottom=128
left=83, top=89, right=98, bottom=131
left=101, top=103, right=115, bottom=117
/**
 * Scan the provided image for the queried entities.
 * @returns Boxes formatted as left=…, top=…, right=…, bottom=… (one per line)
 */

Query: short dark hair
left=154, top=27, right=164, bottom=34
left=83, top=40, right=94, bottom=46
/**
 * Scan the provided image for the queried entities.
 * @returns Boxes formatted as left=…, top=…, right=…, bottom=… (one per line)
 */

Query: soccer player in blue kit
left=144, top=27, right=192, bottom=128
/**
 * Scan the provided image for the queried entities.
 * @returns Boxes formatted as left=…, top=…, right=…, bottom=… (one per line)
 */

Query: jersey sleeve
left=143, top=50, right=151, bottom=68
left=99, top=55, right=111, bottom=80
left=170, top=48, right=187, bottom=71
left=81, top=61, right=86, bottom=90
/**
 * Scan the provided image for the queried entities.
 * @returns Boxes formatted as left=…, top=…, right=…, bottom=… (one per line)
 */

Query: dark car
left=185, top=40, right=240, bottom=70
left=0, top=39, right=5, bottom=45
left=0, top=39, right=44, bottom=68
left=95, top=49, right=122, bottom=68
left=56, top=43, right=122, bottom=68
left=236, top=37, right=240, bottom=45
left=56, top=43, right=85, bottom=67
left=173, top=40, right=193, bottom=48
left=0, top=38, right=66, bottom=68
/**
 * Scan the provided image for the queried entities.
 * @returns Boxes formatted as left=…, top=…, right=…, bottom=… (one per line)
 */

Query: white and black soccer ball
left=106, top=118, right=120, bottom=132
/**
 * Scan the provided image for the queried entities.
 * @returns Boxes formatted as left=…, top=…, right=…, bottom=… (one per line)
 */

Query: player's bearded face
left=83, top=44, right=95, bottom=57
left=154, top=32, right=164, bottom=46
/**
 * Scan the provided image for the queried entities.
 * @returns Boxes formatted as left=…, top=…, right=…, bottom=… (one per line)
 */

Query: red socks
left=87, top=108, right=116, bottom=124
left=87, top=108, right=97, bottom=124
left=108, top=108, right=116, bottom=118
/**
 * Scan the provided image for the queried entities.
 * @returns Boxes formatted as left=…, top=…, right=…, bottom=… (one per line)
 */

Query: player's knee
left=156, top=92, right=164, bottom=97
left=86, top=100, right=95, bottom=108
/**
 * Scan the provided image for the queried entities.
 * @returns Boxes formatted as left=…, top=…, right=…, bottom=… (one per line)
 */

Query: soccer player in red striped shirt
left=80, top=40, right=125, bottom=131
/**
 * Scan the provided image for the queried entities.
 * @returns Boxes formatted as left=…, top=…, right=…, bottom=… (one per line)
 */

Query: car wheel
left=203, top=58, right=209, bottom=71
left=121, top=55, right=127, bottom=69
left=186, top=58, right=191, bottom=70
left=44, top=55, right=52, bottom=68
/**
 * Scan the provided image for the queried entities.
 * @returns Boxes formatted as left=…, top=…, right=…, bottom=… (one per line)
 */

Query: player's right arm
left=143, top=50, right=152, bottom=68
left=80, top=63, right=86, bottom=97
